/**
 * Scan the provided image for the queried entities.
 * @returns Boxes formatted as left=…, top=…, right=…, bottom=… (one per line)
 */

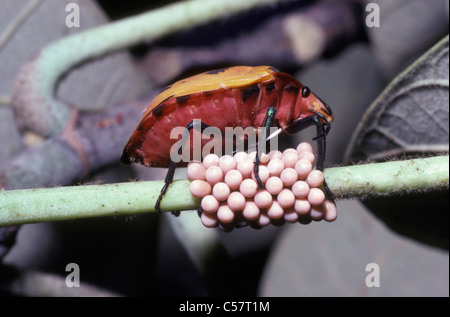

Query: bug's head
left=301, top=86, right=333, bottom=126
left=284, top=86, right=334, bottom=135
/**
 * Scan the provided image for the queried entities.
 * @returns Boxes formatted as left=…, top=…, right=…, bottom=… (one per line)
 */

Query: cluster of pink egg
left=187, top=142, right=337, bottom=230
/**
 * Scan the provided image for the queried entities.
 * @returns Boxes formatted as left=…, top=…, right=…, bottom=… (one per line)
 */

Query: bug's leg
left=285, top=115, right=333, bottom=200
left=254, top=107, right=277, bottom=189
left=156, top=120, right=225, bottom=215
left=311, top=117, right=334, bottom=200
left=155, top=123, right=191, bottom=215
left=155, top=159, right=178, bottom=215
left=284, top=115, right=327, bottom=171
left=311, top=116, right=326, bottom=171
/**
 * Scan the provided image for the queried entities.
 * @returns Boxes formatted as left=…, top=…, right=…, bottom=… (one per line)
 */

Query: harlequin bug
left=121, top=66, right=333, bottom=212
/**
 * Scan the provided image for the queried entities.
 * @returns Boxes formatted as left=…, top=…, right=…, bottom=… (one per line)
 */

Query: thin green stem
left=324, top=155, right=449, bottom=198
left=0, top=180, right=199, bottom=227
left=0, top=156, right=448, bottom=227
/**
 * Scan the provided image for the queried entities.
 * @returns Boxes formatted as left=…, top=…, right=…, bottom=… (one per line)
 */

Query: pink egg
left=296, top=142, right=314, bottom=154
left=283, top=148, right=298, bottom=155
left=284, top=207, right=299, bottom=223
left=242, top=200, right=260, bottom=220
left=267, top=158, right=284, bottom=177
left=307, top=188, right=326, bottom=206
left=251, top=152, right=270, bottom=164
left=294, top=198, right=311, bottom=215
left=265, top=176, right=283, bottom=195
left=298, top=151, right=316, bottom=164
left=268, top=150, right=282, bottom=160
left=189, top=180, right=212, bottom=198
left=237, top=160, right=254, bottom=179
left=282, top=149, right=299, bottom=168
left=224, top=169, right=243, bottom=190
left=251, top=165, right=270, bottom=185
left=295, top=159, right=312, bottom=180
left=257, top=211, right=271, bottom=227
left=201, top=212, right=218, bottom=228
left=248, top=151, right=257, bottom=162
left=280, top=167, right=298, bottom=187
left=268, top=151, right=282, bottom=159
left=217, top=205, right=235, bottom=224
left=212, top=182, right=230, bottom=201
left=323, top=199, right=338, bottom=222
left=239, top=178, right=258, bottom=198
left=306, top=170, right=325, bottom=188
left=234, top=151, right=248, bottom=163
left=254, top=190, right=273, bottom=209
left=187, top=162, right=206, bottom=181
left=277, top=189, right=295, bottom=209
left=248, top=151, right=270, bottom=165
left=291, top=181, right=310, bottom=198
left=205, top=165, right=224, bottom=186
left=310, top=205, right=323, bottom=221
left=262, top=153, right=271, bottom=164
left=219, top=155, right=236, bottom=174
left=227, top=191, right=246, bottom=211
left=201, top=195, right=219, bottom=214
left=202, top=153, right=220, bottom=168
left=267, top=201, right=284, bottom=219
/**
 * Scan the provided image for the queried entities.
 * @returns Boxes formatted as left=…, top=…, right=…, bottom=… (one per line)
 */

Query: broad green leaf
left=344, top=35, right=449, bottom=248
left=345, top=35, right=449, bottom=163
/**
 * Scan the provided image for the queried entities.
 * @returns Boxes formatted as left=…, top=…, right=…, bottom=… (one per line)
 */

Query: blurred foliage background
left=0, top=0, right=448, bottom=296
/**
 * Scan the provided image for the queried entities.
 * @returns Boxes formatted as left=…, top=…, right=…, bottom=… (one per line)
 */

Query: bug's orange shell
left=121, top=65, right=333, bottom=167
left=143, top=66, right=279, bottom=117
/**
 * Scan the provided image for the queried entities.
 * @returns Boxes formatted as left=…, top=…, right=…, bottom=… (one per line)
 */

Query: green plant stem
left=324, top=155, right=449, bottom=198
left=0, top=156, right=448, bottom=227
left=0, top=180, right=199, bottom=227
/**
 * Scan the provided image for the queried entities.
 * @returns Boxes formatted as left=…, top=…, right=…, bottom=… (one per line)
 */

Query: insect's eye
left=302, top=86, right=311, bottom=98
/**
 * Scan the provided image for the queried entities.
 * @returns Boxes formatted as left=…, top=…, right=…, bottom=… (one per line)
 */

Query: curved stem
left=324, top=155, right=449, bottom=198
left=12, top=0, right=286, bottom=137
left=0, top=156, right=448, bottom=227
